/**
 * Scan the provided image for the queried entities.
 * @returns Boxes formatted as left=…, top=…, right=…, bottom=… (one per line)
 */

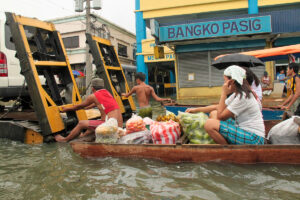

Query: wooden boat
left=70, top=142, right=300, bottom=164
left=70, top=120, right=300, bottom=164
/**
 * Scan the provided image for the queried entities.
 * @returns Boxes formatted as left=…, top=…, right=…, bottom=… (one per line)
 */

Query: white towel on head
left=224, top=65, right=246, bottom=85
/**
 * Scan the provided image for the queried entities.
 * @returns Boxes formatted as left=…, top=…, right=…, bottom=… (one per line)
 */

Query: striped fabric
left=219, top=119, right=264, bottom=145
left=150, top=121, right=181, bottom=144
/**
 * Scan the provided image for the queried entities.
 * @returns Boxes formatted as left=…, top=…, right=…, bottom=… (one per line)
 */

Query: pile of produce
left=95, top=118, right=119, bottom=143
left=126, top=114, right=146, bottom=134
left=178, top=111, right=215, bottom=144
left=156, top=113, right=179, bottom=123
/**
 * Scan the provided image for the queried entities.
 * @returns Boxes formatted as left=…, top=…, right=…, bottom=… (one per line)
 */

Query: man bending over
left=55, top=78, right=122, bottom=142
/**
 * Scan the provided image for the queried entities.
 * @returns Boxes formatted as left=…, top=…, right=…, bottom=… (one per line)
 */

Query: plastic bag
left=178, top=111, right=215, bottom=144
left=267, top=116, right=300, bottom=144
left=126, top=114, right=146, bottom=134
left=143, top=117, right=154, bottom=125
left=150, top=120, right=180, bottom=144
left=95, top=118, right=119, bottom=143
left=118, top=130, right=152, bottom=144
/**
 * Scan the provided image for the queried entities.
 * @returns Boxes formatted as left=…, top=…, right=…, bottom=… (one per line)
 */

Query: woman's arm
left=186, top=105, right=218, bottom=113
left=217, top=80, right=234, bottom=120
left=217, top=93, right=234, bottom=120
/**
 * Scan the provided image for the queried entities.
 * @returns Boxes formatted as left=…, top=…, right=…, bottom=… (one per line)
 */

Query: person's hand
left=186, top=108, right=196, bottom=113
left=280, top=105, right=289, bottom=110
left=79, top=132, right=86, bottom=138
left=222, top=80, right=232, bottom=95
left=60, top=107, right=67, bottom=113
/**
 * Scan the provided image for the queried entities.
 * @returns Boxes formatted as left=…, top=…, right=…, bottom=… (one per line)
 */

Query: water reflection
left=1, top=139, right=300, bottom=200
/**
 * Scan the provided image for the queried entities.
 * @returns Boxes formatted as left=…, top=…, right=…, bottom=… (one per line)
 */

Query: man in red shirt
left=55, top=78, right=122, bottom=142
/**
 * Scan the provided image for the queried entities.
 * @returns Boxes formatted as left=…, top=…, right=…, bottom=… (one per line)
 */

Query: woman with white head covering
left=202, top=65, right=265, bottom=145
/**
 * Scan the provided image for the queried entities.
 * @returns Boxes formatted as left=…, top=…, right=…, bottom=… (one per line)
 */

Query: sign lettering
left=159, top=16, right=271, bottom=42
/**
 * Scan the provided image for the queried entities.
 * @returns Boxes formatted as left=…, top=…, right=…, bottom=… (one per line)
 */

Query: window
left=133, top=46, right=136, bottom=60
left=62, top=36, right=79, bottom=49
left=118, top=43, right=127, bottom=57
left=5, top=24, right=15, bottom=50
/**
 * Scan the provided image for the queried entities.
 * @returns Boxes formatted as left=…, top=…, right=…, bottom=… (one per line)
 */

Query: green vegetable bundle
left=178, top=111, right=215, bottom=144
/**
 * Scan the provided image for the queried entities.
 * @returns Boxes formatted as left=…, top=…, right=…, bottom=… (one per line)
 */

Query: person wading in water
left=122, top=72, right=171, bottom=118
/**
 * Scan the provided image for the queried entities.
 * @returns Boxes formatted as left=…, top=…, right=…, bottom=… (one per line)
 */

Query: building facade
left=135, top=0, right=300, bottom=99
left=50, top=14, right=137, bottom=88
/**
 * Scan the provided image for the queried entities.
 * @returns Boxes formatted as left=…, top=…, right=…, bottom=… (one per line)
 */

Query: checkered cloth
left=219, top=119, right=264, bottom=145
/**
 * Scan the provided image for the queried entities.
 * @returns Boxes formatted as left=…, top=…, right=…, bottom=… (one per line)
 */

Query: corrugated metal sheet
left=178, top=47, right=266, bottom=88
left=178, top=52, right=209, bottom=88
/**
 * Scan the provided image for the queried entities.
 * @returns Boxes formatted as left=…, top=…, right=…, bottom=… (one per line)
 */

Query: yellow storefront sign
left=145, top=53, right=175, bottom=62
left=140, top=39, right=175, bottom=63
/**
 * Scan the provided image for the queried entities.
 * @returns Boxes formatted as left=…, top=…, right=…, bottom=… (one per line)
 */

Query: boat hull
left=70, top=142, right=300, bottom=164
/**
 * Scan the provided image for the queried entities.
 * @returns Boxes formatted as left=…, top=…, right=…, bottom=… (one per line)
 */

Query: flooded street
left=1, top=139, right=300, bottom=199
left=0, top=98, right=300, bottom=200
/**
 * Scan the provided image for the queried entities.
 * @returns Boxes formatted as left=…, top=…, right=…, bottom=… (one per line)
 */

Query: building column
left=135, top=0, right=148, bottom=83
left=265, top=41, right=275, bottom=84
left=248, top=0, right=258, bottom=14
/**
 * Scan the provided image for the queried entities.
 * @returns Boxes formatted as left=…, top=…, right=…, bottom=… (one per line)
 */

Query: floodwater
left=0, top=98, right=300, bottom=199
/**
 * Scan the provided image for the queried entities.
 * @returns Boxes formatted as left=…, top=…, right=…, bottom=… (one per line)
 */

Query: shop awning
left=122, top=64, right=136, bottom=72
left=215, top=44, right=300, bottom=62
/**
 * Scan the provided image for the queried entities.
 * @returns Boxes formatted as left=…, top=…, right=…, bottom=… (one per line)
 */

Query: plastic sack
left=143, top=117, right=154, bottom=125
left=95, top=118, right=119, bottom=143
left=267, top=116, right=300, bottom=144
left=150, top=120, right=180, bottom=144
left=118, top=130, right=152, bottom=144
left=126, top=114, right=146, bottom=134
left=178, top=111, right=215, bottom=144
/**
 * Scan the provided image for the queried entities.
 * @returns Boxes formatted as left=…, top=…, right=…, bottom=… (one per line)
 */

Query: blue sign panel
left=159, top=16, right=272, bottom=42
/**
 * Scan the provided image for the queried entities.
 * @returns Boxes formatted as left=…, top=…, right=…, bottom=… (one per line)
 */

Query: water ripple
left=0, top=139, right=300, bottom=200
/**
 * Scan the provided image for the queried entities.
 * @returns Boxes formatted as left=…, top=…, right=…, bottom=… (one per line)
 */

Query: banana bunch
left=156, top=113, right=179, bottom=122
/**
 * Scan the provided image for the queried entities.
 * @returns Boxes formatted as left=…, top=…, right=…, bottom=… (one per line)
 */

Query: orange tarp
left=215, top=44, right=300, bottom=60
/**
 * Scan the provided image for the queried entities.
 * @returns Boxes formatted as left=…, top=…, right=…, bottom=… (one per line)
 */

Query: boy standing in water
left=279, top=63, right=300, bottom=115
left=122, top=72, right=171, bottom=118
left=55, top=78, right=122, bottom=142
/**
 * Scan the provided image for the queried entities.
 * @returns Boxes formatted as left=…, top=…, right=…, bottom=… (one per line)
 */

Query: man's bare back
left=133, top=84, right=153, bottom=107
left=122, top=73, right=170, bottom=108
left=91, top=94, right=123, bottom=127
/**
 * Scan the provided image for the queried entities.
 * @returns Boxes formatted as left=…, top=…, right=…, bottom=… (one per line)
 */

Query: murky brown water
left=0, top=139, right=300, bottom=200
left=0, top=98, right=300, bottom=199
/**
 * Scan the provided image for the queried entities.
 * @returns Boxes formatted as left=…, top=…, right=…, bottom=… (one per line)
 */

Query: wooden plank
left=0, top=111, right=38, bottom=121
left=70, top=142, right=300, bottom=164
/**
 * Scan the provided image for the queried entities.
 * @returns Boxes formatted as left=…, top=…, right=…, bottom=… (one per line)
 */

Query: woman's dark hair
left=234, top=79, right=253, bottom=99
left=225, top=76, right=253, bottom=99
left=289, top=63, right=299, bottom=74
left=243, top=67, right=260, bottom=87
left=135, top=72, right=146, bottom=82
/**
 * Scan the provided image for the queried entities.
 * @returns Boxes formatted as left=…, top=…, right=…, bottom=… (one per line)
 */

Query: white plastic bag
left=126, top=114, right=146, bottom=134
left=118, top=130, right=152, bottom=144
left=267, top=116, right=300, bottom=144
left=95, top=117, right=119, bottom=143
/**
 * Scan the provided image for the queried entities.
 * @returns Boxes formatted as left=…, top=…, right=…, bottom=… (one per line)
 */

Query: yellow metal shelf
left=34, top=61, right=67, bottom=66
